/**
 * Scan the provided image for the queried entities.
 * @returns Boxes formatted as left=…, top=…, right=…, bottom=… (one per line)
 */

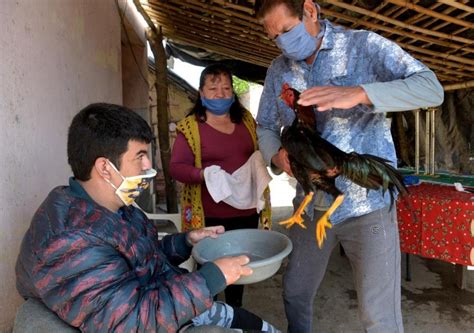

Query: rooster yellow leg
left=316, top=195, right=345, bottom=249
left=279, top=192, right=314, bottom=229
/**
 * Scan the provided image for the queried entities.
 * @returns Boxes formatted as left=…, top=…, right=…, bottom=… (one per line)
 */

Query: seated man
left=15, top=103, right=279, bottom=333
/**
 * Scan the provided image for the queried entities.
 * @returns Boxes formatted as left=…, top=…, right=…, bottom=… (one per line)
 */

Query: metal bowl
left=192, top=229, right=293, bottom=285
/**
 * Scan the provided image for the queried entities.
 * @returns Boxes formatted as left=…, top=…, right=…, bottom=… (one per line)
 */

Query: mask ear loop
left=107, top=159, right=125, bottom=181
left=315, top=3, right=321, bottom=20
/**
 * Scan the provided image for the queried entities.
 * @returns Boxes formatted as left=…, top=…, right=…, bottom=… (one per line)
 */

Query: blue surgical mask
left=201, top=95, right=235, bottom=115
left=275, top=19, right=325, bottom=61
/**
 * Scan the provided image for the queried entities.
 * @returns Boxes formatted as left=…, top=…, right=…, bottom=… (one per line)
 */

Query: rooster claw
left=316, top=215, right=333, bottom=249
left=279, top=216, right=307, bottom=229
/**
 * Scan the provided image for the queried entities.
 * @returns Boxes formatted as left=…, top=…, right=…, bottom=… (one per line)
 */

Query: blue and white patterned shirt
left=257, top=20, right=443, bottom=225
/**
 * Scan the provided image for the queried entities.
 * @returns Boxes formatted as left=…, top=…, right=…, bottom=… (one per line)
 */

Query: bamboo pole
left=443, top=80, right=474, bottom=91
left=210, top=0, right=255, bottom=15
left=156, top=26, right=274, bottom=67
left=437, top=0, right=474, bottom=13
left=386, top=0, right=473, bottom=29
left=147, top=5, right=274, bottom=49
left=415, top=110, right=420, bottom=174
left=146, top=0, right=267, bottom=37
left=430, top=108, right=436, bottom=175
left=424, top=110, right=430, bottom=175
left=321, top=0, right=474, bottom=45
left=321, top=7, right=474, bottom=66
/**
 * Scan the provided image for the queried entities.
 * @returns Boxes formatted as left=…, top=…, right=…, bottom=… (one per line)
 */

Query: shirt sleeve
left=257, top=125, right=283, bottom=174
left=33, top=231, right=215, bottom=332
left=360, top=32, right=444, bottom=112
left=361, top=70, right=444, bottom=112
left=256, top=64, right=284, bottom=171
left=169, top=132, right=203, bottom=184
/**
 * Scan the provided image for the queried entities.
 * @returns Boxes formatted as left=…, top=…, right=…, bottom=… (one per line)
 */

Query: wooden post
left=147, top=29, right=178, bottom=213
left=133, top=0, right=178, bottom=213
left=430, top=108, right=436, bottom=175
left=394, top=113, right=410, bottom=167
left=414, top=109, right=420, bottom=174
left=424, top=110, right=430, bottom=175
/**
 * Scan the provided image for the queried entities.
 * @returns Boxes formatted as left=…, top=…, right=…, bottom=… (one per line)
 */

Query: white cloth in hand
left=204, top=151, right=272, bottom=212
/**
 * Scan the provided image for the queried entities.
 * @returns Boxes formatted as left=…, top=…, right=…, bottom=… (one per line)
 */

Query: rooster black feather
left=278, top=83, right=407, bottom=248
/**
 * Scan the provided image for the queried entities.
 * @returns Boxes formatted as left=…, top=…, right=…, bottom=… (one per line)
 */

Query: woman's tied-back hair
left=188, top=63, right=246, bottom=123
left=256, top=0, right=305, bottom=20
left=68, top=103, right=154, bottom=181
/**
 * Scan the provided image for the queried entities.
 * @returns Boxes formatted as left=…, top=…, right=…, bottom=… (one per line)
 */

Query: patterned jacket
left=16, top=178, right=225, bottom=332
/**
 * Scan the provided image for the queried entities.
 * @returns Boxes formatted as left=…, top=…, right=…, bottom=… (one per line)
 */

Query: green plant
left=233, top=76, right=250, bottom=97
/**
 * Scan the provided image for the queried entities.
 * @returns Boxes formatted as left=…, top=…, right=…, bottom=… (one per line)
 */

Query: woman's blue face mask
left=201, top=95, right=235, bottom=115
left=275, top=19, right=324, bottom=61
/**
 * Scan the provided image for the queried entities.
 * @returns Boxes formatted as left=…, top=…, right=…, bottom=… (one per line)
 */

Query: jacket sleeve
left=159, top=232, right=192, bottom=266
left=33, top=231, right=214, bottom=332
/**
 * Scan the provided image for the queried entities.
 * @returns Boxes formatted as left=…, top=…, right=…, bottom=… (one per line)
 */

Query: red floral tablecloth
left=397, top=183, right=474, bottom=266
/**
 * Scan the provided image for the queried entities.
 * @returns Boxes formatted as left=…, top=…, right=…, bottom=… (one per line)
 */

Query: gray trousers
left=283, top=206, right=403, bottom=333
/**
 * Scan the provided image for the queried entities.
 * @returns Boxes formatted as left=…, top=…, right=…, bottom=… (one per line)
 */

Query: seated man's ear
left=94, top=157, right=112, bottom=180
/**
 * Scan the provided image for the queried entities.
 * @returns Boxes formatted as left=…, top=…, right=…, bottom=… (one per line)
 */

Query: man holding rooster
left=256, top=1, right=444, bottom=332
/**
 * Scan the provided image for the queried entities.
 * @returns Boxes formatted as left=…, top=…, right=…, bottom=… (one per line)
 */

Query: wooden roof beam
left=386, top=0, right=473, bottom=29
left=321, top=0, right=473, bottom=44
left=436, top=0, right=474, bottom=14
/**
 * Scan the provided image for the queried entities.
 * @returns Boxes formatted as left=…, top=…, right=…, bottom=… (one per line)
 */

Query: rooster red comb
left=280, top=83, right=298, bottom=109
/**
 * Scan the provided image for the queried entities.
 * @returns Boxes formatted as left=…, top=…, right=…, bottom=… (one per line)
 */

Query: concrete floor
left=235, top=175, right=474, bottom=333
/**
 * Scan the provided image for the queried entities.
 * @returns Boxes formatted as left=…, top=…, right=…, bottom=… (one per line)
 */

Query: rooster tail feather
left=342, top=153, right=408, bottom=207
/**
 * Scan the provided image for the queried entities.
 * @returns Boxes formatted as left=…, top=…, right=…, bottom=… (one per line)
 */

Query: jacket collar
left=68, top=177, right=132, bottom=218
left=69, top=177, right=93, bottom=201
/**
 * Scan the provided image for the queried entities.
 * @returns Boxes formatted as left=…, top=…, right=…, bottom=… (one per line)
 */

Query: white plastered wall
left=0, top=0, right=122, bottom=330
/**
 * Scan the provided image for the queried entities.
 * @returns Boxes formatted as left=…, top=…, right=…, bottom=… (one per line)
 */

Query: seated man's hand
left=214, top=255, right=253, bottom=285
left=186, top=226, right=225, bottom=245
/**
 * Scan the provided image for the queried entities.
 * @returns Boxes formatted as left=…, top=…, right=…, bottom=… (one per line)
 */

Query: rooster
left=278, top=83, right=407, bottom=248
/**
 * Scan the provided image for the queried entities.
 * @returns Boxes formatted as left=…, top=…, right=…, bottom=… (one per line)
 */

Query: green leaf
left=232, top=75, right=250, bottom=97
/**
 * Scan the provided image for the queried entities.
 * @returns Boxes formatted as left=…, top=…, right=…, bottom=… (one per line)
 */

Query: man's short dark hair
left=256, top=0, right=305, bottom=20
left=67, top=103, right=154, bottom=181
left=189, top=63, right=246, bottom=124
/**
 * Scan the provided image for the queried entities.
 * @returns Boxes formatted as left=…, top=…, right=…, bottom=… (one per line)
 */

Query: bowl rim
left=192, top=228, right=293, bottom=269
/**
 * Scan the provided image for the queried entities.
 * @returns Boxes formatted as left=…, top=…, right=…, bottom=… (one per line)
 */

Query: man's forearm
left=361, top=70, right=444, bottom=112
left=257, top=126, right=282, bottom=173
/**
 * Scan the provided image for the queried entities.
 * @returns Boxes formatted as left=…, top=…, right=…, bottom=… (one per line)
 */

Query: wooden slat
left=386, top=0, right=473, bottom=29
left=435, top=0, right=474, bottom=14
left=140, top=0, right=474, bottom=88
left=444, top=80, right=474, bottom=91
left=322, top=0, right=474, bottom=45
left=321, top=7, right=474, bottom=67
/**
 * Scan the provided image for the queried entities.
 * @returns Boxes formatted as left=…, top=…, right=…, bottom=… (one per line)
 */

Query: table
left=397, top=183, right=474, bottom=287
left=397, top=183, right=474, bottom=265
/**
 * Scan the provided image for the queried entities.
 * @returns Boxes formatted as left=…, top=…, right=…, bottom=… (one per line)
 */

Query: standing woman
left=170, top=63, right=271, bottom=307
